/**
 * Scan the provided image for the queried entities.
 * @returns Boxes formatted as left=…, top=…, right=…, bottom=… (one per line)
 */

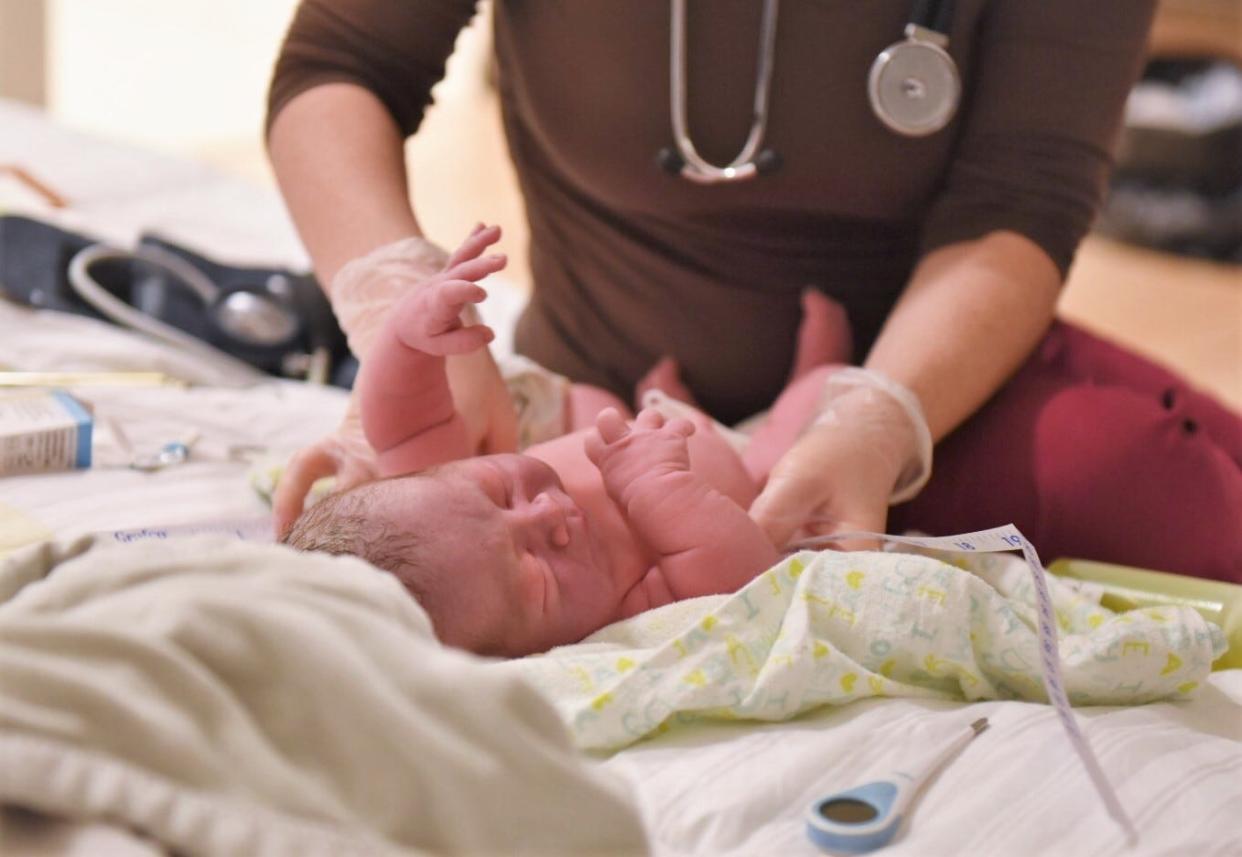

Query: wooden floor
left=1061, top=236, right=1240, bottom=409
left=206, top=56, right=1240, bottom=412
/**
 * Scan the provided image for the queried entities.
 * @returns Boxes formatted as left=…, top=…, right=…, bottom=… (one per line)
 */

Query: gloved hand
left=748, top=367, right=932, bottom=550
left=273, top=225, right=518, bottom=537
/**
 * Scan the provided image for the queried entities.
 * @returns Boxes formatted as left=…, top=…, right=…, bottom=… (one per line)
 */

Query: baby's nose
left=526, top=493, right=570, bottom=547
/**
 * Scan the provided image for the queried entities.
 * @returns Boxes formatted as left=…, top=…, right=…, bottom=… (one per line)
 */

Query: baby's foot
left=584, top=407, right=696, bottom=504
left=635, top=356, right=698, bottom=409
left=790, top=289, right=852, bottom=381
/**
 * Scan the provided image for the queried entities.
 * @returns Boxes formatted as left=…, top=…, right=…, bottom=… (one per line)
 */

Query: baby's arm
left=584, top=408, right=780, bottom=610
left=357, top=245, right=506, bottom=476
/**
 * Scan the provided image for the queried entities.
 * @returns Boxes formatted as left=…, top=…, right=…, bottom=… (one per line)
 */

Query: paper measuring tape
left=792, top=524, right=1139, bottom=845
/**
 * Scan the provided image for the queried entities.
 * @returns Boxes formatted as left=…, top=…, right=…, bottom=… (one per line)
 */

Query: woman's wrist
left=813, top=367, right=933, bottom=504
left=328, top=234, right=451, bottom=358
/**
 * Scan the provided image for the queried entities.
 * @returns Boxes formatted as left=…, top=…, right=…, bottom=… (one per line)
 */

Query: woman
left=266, top=0, right=1240, bottom=582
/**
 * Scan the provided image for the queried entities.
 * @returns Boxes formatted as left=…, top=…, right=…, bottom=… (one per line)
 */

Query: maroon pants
left=889, top=322, right=1242, bottom=583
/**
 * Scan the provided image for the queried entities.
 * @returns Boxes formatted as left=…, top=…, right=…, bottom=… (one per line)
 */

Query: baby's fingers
left=273, top=444, right=340, bottom=538
left=583, top=430, right=606, bottom=467
left=594, top=407, right=630, bottom=445
left=438, top=279, right=489, bottom=307
left=444, top=252, right=507, bottom=285
left=633, top=407, right=665, bottom=430
left=663, top=416, right=696, bottom=438
left=429, top=323, right=495, bottom=355
left=634, top=408, right=695, bottom=438
left=427, top=280, right=488, bottom=327
left=444, top=223, right=501, bottom=269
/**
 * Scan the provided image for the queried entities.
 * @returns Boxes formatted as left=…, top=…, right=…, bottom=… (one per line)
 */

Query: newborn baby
left=286, top=230, right=842, bottom=656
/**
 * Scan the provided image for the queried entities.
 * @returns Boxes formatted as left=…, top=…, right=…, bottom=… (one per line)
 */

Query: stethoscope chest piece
left=868, top=26, right=960, bottom=137
left=213, top=287, right=300, bottom=348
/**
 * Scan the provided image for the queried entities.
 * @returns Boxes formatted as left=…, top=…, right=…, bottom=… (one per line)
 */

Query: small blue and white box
left=0, top=389, right=93, bottom=475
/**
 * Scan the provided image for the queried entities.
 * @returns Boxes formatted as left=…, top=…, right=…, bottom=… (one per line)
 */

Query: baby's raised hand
left=388, top=225, right=508, bottom=356
left=584, top=407, right=696, bottom=504
left=390, top=279, right=494, bottom=356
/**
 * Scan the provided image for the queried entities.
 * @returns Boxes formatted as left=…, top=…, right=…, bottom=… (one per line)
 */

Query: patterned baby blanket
left=506, top=548, right=1226, bottom=751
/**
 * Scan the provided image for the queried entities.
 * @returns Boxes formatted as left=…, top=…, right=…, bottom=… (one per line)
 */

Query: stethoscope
left=65, top=242, right=334, bottom=384
left=658, top=0, right=961, bottom=185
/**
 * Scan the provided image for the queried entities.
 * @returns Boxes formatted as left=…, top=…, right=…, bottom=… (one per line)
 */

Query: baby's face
left=375, top=454, right=617, bottom=655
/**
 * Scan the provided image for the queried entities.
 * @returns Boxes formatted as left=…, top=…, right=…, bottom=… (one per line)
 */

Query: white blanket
left=0, top=536, right=647, bottom=857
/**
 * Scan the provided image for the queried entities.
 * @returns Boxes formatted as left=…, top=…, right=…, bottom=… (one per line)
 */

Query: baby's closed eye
left=481, top=469, right=512, bottom=508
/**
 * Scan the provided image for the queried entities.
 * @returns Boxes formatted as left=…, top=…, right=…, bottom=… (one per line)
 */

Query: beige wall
left=45, top=0, right=301, bottom=154
left=0, top=0, right=48, bottom=105
left=30, top=0, right=491, bottom=184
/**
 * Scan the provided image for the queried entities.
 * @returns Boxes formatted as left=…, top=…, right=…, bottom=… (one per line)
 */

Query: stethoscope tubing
left=662, top=0, right=960, bottom=184
left=665, top=0, right=779, bottom=184
left=67, top=244, right=262, bottom=383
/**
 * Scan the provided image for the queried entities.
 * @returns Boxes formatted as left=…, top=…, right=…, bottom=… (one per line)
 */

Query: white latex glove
left=749, top=367, right=932, bottom=550
left=273, top=225, right=517, bottom=537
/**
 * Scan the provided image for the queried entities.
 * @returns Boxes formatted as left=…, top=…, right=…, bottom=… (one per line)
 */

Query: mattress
left=2, top=98, right=1239, bottom=856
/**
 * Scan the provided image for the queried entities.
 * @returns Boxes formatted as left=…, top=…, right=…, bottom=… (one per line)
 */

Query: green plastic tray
left=1049, top=559, right=1242, bottom=671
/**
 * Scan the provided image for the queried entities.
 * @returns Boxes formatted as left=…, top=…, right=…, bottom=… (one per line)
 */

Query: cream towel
left=0, top=536, right=647, bottom=856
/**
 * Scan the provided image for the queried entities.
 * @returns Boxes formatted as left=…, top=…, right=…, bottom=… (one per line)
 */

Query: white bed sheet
left=606, top=688, right=1242, bottom=856
left=2, top=99, right=1240, bottom=857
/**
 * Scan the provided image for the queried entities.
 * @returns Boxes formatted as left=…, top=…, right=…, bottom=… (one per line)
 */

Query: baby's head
left=283, top=454, right=615, bottom=657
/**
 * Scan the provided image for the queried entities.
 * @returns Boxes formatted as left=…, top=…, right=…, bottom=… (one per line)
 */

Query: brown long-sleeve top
left=269, top=0, right=1155, bottom=424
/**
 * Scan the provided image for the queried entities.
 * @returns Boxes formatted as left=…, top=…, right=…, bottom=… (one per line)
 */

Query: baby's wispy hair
left=281, top=482, right=429, bottom=603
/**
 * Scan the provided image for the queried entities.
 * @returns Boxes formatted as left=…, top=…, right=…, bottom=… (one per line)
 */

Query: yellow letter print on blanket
left=507, top=550, right=1225, bottom=751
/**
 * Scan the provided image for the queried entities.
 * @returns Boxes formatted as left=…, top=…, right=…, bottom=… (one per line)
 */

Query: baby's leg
left=635, top=356, right=698, bottom=409
left=742, top=365, right=838, bottom=484
left=566, top=384, right=632, bottom=431
left=633, top=291, right=850, bottom=414
left=739, top=292, right=851, bottom=482
left=789, top=289, right=852, bottom=382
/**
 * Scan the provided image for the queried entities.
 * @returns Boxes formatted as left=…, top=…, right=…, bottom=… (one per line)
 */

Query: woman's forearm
left=269, top=82, right=520, bottom=457
left=267, top=82, right=424, bottom=287
left=865, top=230, right=1063, bottom=442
